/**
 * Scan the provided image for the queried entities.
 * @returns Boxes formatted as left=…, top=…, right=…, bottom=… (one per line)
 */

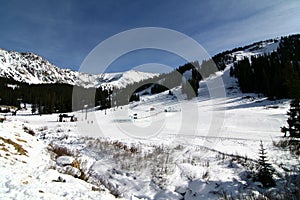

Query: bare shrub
left=48, top=145, right=73, bottom=158
left=23, top=126, right=35, bottom=136
left=273, top=139, right=289, bottom=149
left=91, top=186, right=105, bottom=192
left=88, top=173, right=122, bottom=198
left=71, top=159, right=80, bottom=169
left=202, top=170, right=209, bottom=180
left=273, top=139, right=300, bottom=155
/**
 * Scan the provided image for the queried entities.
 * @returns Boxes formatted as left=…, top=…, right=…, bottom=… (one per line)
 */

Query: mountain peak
left=0, top=48, right=158, bottom=88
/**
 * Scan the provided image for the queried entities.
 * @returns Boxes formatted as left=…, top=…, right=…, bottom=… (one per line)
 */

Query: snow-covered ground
left=1, top=66, right=299, bottom=199
left=0, top=117, right=119, bottom=199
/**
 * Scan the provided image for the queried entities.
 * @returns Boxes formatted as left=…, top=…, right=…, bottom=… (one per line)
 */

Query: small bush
left=91, top=186, right=104, bottom=192
left=23, top=126, right=35, bottom=136
left=202, top=170, right=210, bottom=180
left=27, top=129, right=35, bottom=136
left=48, top=145, right=73, bottom=158
left=273, top=139, right=289, bottom=148
left=71, top=159, right=80, bottom=169
left=273, top=139, right=300, bottom=155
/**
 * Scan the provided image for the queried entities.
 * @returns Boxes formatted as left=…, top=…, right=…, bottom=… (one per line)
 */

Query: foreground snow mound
left=0, top=119, right=118, bottom=199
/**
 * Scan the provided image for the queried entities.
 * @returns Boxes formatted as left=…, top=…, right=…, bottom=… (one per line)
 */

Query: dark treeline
left=0, top=57, right=220, bottom=114
left=230, top=34, right=300, bottom=99
left=0, top=78, right=113, bottom=114
left=0, top=78, right=73, bottom=113
left=112, top=59, right=217, bottom=104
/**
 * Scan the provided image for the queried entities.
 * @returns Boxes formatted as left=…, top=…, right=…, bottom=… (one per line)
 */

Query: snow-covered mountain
left=0, top=63, right=297, bottom=199
left=0, top=48, right=158, bottom=88
left=1, top=36, right=299, bottom=199
left=214, top=38, right=280, bottom=68
left=0, top=37, right=282, bottom=90
left=230, top=39, right=279, bottom=61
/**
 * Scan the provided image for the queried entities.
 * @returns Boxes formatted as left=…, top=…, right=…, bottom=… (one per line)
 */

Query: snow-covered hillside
left=214, top=38, right=280, bottom=69
left=231, top=39, right=280, bottom=62
left=0, top=38, right=280, bottom=89
left=0, top=118, right=119, bottom=199
left=1, top=37, right=299, bottom=199
left=0, top=48, right=157, bottom=88
left=1, top=64, right=299, bottom=199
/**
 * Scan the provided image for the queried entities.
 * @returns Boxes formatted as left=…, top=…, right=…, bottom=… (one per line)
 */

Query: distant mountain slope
left=0, top=48, right=158, bottom=88
left=223, top=34, right=300, bottom=99
left=0, top=35, right=296, bottom=93
left=230, top=39, right=279, bottom=61
left=213, top=38, right=280, bottom=70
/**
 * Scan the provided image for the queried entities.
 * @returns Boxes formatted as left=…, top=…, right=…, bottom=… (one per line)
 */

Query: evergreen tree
left=231, top=34, right=300, bottom=99
left=283, top=62, right=300, bottom=99
left=256, top=141, right=276, bottom=187
left=281, top=99, right=300, bottom=138
left=129, top=93, right=140, bottom=102
left=31, top=103, right=37, bottom=114
left=38, top=104, right=43, bottom=115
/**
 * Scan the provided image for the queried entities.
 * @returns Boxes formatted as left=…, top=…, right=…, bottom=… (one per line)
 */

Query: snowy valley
left=1, top=36, right=300, bottom=199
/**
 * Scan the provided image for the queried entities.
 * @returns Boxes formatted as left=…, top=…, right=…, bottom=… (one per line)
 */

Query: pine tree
left=281, top=99, right=300, bottom=138
left=256, top=141, right=276, bottom=187
left=31, top=103, right=37, bottom=114
left=129, top=93, right=140, bottom=102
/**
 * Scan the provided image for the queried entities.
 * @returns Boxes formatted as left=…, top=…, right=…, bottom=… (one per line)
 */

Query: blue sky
left=0, top=0, right=299, bottom=73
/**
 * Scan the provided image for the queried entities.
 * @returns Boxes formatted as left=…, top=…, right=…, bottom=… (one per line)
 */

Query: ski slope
left=73, top=66, right=289, bottom=157
left=1, top=65, right=299, bottom=199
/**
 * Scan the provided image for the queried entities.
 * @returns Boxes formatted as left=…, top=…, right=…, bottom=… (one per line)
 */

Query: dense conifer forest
left=230, top=34, right=300, bottom=99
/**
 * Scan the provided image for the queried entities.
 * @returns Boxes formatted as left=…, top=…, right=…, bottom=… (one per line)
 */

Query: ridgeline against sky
left=0, top=0, right=299, bottom=72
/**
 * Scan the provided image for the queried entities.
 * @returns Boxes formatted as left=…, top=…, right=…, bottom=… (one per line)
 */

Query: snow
left=231, top=40, right=280, bottom=62
left=1, top=63, right=299, bottom=199
left=0, top=48, right=158, bottom=88
left=0, top=39, right=299, bottom=199
left=56, top=156, right=75, bottom=166
left=95, top=70, right=159, bottom=89
left=0, top=119, right=120, bottom=199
